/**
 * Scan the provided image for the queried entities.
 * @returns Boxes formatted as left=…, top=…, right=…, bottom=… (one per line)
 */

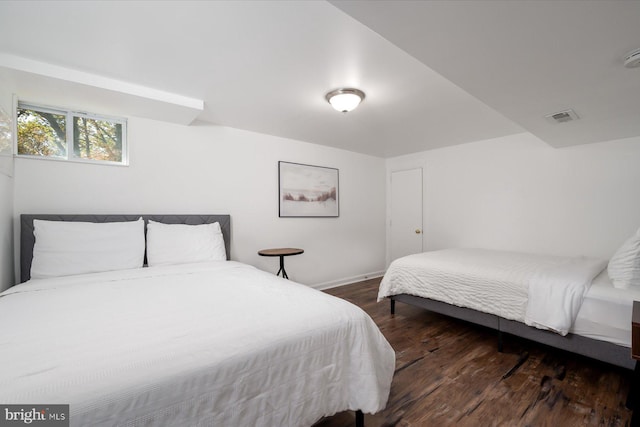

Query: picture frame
left=279, top=161, right=339, bottom=217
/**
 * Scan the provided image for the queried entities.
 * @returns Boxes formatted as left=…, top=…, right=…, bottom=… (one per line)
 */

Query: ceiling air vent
left=544, top=109, right=579, bottom=124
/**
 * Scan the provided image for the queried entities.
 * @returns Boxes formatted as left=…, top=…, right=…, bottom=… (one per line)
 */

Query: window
left=16, top=102, right=127, bottom=165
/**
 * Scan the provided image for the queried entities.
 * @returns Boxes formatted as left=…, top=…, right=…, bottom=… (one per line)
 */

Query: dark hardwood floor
left=318, top=277, right=633, bottom=427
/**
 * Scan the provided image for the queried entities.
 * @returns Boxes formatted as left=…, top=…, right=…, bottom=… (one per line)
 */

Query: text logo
left=0, top=405, right=69, bottom=427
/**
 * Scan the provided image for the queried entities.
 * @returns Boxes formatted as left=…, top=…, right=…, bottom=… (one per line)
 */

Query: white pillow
left=607, top=227, right=640, bottom=289
left=31, top=218, right=145, bottom=279
left=146, top=220, right=227, bottom=266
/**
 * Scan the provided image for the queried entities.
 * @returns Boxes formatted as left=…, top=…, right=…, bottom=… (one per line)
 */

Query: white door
left=390, top=168, right=423, bottom=261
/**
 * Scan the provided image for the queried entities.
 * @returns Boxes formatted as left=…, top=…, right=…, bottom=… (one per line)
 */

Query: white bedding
left=571, top=270, right=640, bottom=346
left=378, top=248, right=607, bottom=335
left=0, top=261, right=395, bottom=427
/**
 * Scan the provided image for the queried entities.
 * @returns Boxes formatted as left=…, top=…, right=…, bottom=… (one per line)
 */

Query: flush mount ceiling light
left=325, top=88, right=365, bottom=113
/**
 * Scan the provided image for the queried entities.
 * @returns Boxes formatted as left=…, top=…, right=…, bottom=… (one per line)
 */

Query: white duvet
left=379, top=249, right=607, bottom=335
left=0, top=261, right=395, bottom=427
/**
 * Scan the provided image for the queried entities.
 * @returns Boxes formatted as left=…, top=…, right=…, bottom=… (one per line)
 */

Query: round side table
left=258, top=248, right=304, bottom=279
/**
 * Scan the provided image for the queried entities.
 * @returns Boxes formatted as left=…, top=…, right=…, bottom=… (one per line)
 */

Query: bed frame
left=390, top=294, right=635, bottom=370
left=19, top=214, right=366, bottom=426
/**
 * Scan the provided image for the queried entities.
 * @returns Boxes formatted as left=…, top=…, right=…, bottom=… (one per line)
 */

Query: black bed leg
left=355, top=410, right=364, bottom=427
left=497, top=330, right=503, bottom=353
left=390, top=298, right=395, bottom=315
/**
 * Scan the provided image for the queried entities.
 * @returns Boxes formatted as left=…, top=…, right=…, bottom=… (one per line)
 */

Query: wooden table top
left=258, top=248, right=304, bottom=257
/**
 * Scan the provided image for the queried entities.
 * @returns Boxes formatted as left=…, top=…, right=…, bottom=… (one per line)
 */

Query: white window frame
left=15, top=101, right=128, bottom=166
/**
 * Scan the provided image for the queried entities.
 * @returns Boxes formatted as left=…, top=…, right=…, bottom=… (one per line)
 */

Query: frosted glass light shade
left=326, top=88, right=365, bottom=113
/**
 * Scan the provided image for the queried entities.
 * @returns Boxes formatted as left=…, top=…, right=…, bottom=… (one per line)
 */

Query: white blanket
left=379, top=249, right=606, bottom=335
left=0, top=261, right=395, bottom=427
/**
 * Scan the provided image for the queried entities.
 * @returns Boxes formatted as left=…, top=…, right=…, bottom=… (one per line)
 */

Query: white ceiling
left=0, top=1, right=638, bottom=158
left=332, top=0, right=640, bottom=149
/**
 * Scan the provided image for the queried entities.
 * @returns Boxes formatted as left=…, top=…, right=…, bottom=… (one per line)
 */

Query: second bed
left=379, top=248, right=638, bottom=370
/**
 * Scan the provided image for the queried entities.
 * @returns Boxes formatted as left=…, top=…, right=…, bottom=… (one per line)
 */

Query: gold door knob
left=415, top=229, right=422, bottom=234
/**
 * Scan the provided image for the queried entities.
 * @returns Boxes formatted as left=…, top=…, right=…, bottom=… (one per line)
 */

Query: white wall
left=13, top=117, right=387, bottom=288
left=0, top=174, right=12, bottom=291
left=0, top=85, right=14, bottom=291
left=386, top=132, right=640, bottom=262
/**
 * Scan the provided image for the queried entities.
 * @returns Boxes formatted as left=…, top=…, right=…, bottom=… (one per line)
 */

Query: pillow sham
left=607, top=227, right=640, bottom=289
left=146, top=220, right=227, bottom=266
left=31, top=218, right=145, bottom=279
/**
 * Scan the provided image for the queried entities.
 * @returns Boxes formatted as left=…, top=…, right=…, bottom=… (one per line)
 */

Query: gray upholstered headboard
left=20, top=214, right=231, bottom=283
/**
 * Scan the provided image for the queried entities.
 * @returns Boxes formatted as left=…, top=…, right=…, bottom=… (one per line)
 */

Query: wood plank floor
left=317, top=277, right=633, bottom=427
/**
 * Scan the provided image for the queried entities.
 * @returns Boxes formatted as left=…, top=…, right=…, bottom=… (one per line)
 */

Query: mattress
left=571, top=270, right=640, bottom=347
left=0, top=261, right=395, bottom=427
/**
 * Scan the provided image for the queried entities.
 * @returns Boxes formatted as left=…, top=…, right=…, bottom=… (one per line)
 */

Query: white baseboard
left=312, top=270, right=386, bottom=291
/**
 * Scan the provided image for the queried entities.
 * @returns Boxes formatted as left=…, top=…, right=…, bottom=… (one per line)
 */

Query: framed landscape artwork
left=279, top=161, right=339, bottom=217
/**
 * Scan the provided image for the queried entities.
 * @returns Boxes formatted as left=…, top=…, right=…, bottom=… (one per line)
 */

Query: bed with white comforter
left=0, top=261, right=395, bottom=426
left=379, top=248, right=639, bottom=368
left=379, top=248, right=607, bottom=336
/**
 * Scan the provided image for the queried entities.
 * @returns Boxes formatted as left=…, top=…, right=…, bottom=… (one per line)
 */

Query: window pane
left=17, top=108, right=67, bottom=158
left=73, top=117, right=123, bottom=162
left=0, top=108, right=11, bottom=155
